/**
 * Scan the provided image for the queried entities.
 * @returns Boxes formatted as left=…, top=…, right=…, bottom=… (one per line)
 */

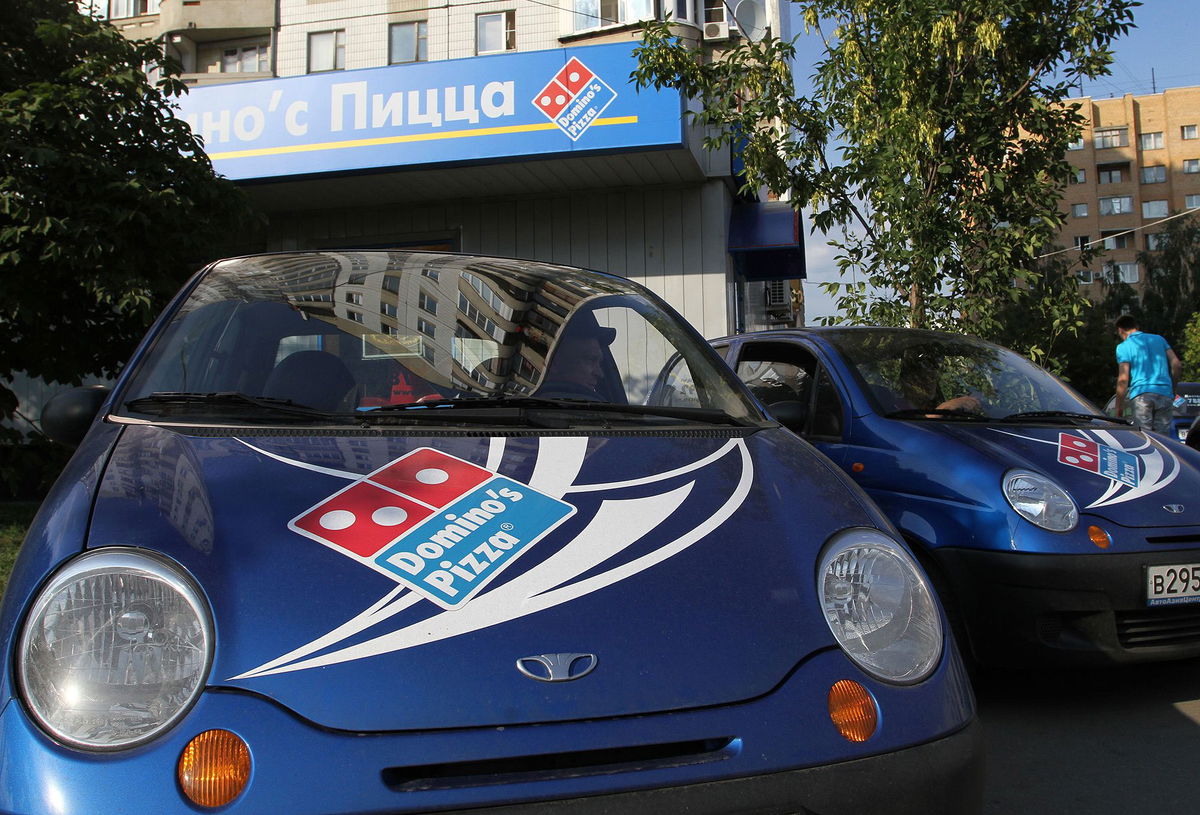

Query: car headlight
left=18, top=548, right=212, bottom=750
left=1002, top=469, right=1078, bottom=532
left=818, top=529, right=943, bottom=684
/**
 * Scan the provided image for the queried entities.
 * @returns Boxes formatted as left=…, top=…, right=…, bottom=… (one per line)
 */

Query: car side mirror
left=41, top=385, right=111, bottom=447
left=766, top=399, right=808, bottom=432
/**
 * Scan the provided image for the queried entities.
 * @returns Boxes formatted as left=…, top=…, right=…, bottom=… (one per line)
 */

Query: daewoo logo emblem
left=516, top=653, right=598, bottom=683
left=1164, top=504, right=1186, bottom=514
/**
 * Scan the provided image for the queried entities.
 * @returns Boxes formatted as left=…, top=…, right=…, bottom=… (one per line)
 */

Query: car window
left=733, top=340, right=843, bottom=438
left=826, top=330, right=1096, bottom=419
left=117, top=252, right=759, bottom=423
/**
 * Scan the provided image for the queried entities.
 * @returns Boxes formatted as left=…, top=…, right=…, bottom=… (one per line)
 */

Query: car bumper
left=938, top=546, right=1200, bottom=664
left=0, top=648, right=980, bottom=815
left=434, top=718, right=985, bottom=815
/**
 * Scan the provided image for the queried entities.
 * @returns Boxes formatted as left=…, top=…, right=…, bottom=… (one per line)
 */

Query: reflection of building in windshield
left=206, top=251, right=620, bottom=400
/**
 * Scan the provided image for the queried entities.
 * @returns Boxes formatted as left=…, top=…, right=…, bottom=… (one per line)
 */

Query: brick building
left=1058, top=86, right=1200, bottom=298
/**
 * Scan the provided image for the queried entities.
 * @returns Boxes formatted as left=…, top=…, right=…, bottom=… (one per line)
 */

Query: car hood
left=937, top=423, right=1200, bottom=528
left=87, top=425, right=861, bottom=732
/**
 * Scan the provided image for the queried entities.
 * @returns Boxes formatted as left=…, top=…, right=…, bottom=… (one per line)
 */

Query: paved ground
left=976, top=657, right=1200, bottom=813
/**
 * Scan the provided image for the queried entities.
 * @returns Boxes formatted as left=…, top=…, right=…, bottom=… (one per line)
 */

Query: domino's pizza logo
left=532, top=57, right=617, bottom=141
left=289, top=448, right=576, bottom=610
left=1057, top=432, right=1139, bottom=487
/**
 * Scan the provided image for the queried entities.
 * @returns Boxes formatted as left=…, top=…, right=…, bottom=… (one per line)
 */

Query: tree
left=633, top=0, right=1136, bottom=363
left=1181, top=311, right=1200, bottom=382
left=0, top=0, right=257, bottom=417
left=1136, top=211, right=1200, bottom=348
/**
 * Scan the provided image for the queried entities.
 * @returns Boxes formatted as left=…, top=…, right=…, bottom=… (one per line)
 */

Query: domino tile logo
left=289, top=448, right=576, bottom=610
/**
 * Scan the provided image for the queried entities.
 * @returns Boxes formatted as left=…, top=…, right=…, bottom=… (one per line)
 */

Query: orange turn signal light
left=178, top=729, right=251, bottom=808
left=1087, top=525, right=1112, bottom=549
left=828, top=679, right=878, bottom=742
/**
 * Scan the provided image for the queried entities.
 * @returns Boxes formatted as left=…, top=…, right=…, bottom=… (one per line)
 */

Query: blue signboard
left=175, top=43, right=685, bottom=181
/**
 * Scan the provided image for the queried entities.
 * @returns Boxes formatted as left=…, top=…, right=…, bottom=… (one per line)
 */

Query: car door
left=725, top=338, right=849, bottom=466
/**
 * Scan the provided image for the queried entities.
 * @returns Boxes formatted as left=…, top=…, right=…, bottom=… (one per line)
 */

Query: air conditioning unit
left=703, top=20, right=732, bottom=40
left=764, top=280, right=790, bottom=308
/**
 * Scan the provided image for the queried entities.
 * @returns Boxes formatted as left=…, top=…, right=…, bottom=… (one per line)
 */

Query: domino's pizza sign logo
left=290, top=449, right=576, bottom=609
left=1057, top=433, right=1139, bottom=487
left=532, top=57, right=617, bottom=141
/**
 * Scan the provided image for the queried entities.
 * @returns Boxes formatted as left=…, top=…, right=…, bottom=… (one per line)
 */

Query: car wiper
left=1002, top=410, right=1133, bottom=425
left=884, top=408, right=990, bottom=421
left=124, top=391, right=338, bottom=420
left=370, top=397, right=756, bottom=427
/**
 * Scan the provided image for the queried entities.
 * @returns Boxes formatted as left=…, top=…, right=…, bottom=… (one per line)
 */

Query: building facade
left=103, top=0, right=806, bottom=340
left=1059, top=86, right=1200, bottom=297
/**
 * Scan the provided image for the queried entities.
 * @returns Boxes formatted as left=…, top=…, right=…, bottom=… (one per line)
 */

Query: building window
left=419, top=291, right=438, bottom=315
left=1094, top=128, right=1128, bottom=149
left=222, top=44, right=269, bottom=73
left=1187, top=194, right=1200, bottom=210
left=1073, top=235, right=1090, bottom=250
left=1108, top=262, right=1139, bottom=284
left=1097, top=164, right=1125, bottom=184
left=1142, top=199, right=1168, bottom=218
left=417, top=317, right=436, bottom=338
left=573, top=0, right=653, bottom=32
left=389, top=22, right=427, bottom=64
left=1146, top=233, right=1166, bottom=251
left=381, top=302, right=398, bottom=318
left=421, top=268, right=440, bottom=281
left=1071, top=203, right=1088, bottom=218
left=109, top=0, right=160, bottom=18
left=1070, top=168, right=1086, bottom=184
left=1067, top=136, right=1085, bottom=151
left=1098, top=196, right=1132, bottom=215
left=1183, top=125, right=1199, bottom=140
left=383, top=275, right=401, bottom=294
left=1101, top=230, right=1131, bottom=250
left=672, top=0, right=698, bottom=24
left=345, top=292, right=363, bottom=305
left=1077, top=269, right=1094, bottom=284
left=307, top=30, right=346, bottom=73
left=1139, top=131, right=1164, bottom=151
left=347, top=310, right=365, bottom=323
left=1140, top=165, right=1166, bottom=184
left=1184, top=159, right=1200, bottom=174
left=476, top=11, right=516, bottom=54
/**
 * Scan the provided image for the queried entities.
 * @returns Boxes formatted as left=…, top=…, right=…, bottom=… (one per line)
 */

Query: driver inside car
left=537, top=319, right=624, bottom=402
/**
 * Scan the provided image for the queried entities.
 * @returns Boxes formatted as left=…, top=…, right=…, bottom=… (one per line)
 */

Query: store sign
left=176, top=43, right=684, bottom=181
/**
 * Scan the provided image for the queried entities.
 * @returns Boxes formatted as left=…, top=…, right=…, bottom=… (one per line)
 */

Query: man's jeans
left=1131, top=392, right=1174, bottom=434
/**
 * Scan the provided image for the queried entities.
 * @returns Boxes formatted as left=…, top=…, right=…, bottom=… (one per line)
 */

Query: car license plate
left=1146, top=564, right=1200, bottom=606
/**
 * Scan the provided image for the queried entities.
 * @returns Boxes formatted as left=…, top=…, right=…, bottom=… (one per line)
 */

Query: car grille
left=1115, top=606, right=1200, bottom=649
left=382, top=737, right=737, bottom=792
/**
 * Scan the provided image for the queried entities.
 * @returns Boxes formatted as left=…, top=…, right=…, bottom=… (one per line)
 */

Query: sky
left=796, top=0, right=1200, bottom=323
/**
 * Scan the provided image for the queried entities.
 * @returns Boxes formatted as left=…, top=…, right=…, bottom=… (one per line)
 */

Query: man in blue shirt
left=1114, top=315, right=1182, bottom=434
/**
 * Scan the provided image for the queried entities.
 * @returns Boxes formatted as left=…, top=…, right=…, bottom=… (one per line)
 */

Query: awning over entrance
left=728, top=201, right=805, bottom=282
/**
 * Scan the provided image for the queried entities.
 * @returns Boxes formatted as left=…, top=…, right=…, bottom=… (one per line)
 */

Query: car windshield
left=825, top=329, right=1099, bottom=420
left=116, top=251, right=758, bottom=426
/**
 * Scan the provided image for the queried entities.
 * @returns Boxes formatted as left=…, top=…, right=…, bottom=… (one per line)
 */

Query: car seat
left=262, top=350, right=356, bottom=412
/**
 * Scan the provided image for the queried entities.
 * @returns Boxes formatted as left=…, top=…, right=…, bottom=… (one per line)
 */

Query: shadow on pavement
left=975, top=657, right=1200, bottom=814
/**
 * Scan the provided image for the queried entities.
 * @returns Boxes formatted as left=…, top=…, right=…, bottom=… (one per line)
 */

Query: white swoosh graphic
left=230, top=437, right=751, bottom=679
left=990, top=428, right=1181, bottom=509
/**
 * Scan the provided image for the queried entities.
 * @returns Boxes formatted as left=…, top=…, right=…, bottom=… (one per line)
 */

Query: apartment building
left=102, top=0, right=805, bottom=337
left=1059, top=86, right=1200, bottom=298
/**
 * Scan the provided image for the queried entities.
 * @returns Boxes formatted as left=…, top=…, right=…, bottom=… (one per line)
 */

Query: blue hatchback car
left=3, top=253, right=981, bottom=814
left=713, top=328, right=1200, bottom=667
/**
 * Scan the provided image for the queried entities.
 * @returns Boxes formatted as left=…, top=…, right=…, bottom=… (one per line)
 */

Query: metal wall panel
left=269, top=182, right=734, bottom=338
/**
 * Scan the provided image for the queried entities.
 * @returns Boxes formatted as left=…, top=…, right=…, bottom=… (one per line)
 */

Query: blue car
left=4, top=253, right=981, bottom=814
left=713, top=328, right=1200, bottom=667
